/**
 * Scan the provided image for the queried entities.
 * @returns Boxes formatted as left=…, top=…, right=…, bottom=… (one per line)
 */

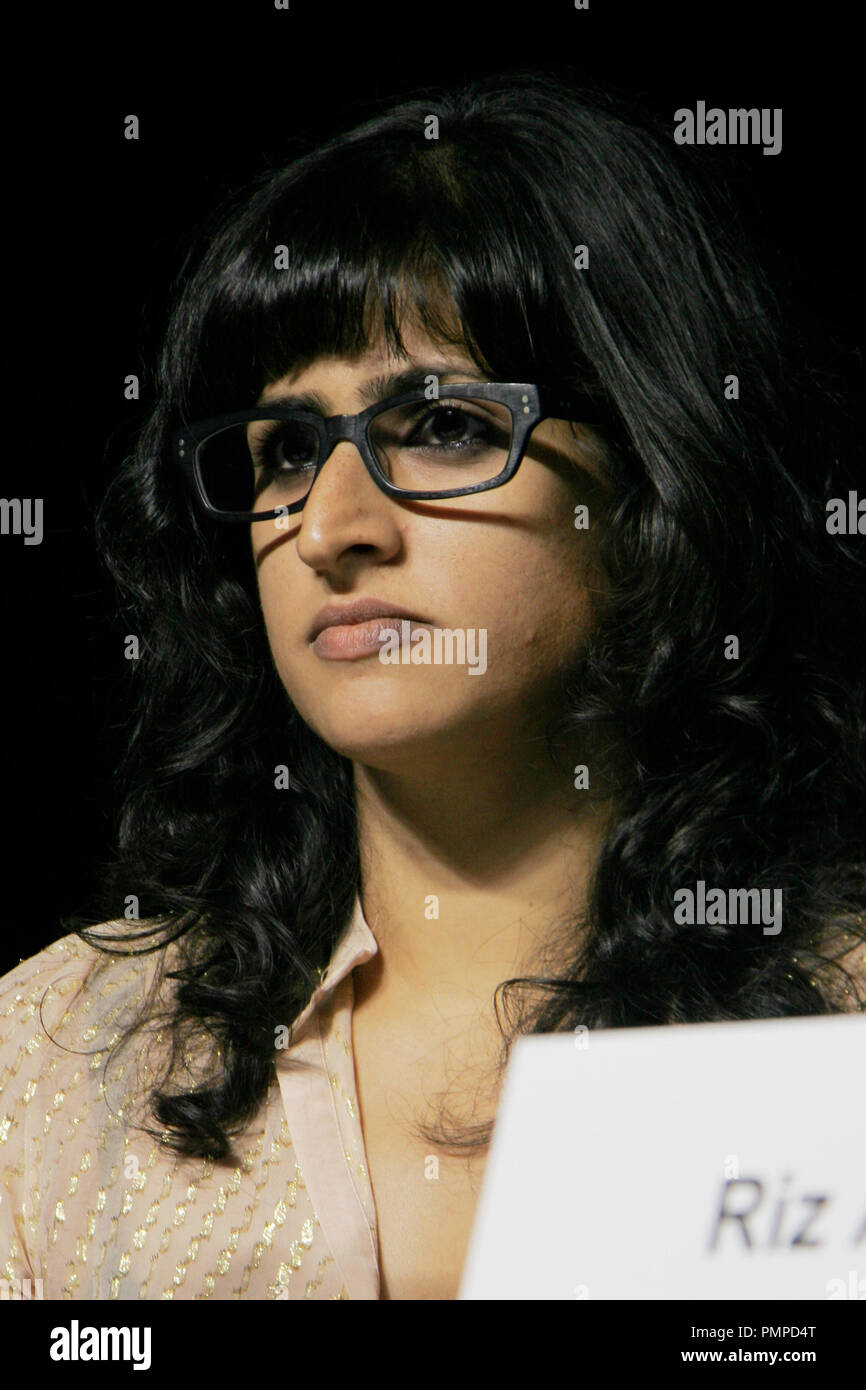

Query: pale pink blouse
left=0, top=897, right=383, bottom=1299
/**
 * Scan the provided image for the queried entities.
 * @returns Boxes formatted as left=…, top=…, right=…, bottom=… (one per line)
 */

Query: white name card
left=458, top=1014, right=866, bottom=1299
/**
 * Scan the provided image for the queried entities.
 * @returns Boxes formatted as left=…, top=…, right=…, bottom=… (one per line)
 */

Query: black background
left=1, top=0, right=860, bottom=977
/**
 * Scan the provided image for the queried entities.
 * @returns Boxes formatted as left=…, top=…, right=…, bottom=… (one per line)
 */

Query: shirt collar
left=289, top=893, right=379, bottom=1034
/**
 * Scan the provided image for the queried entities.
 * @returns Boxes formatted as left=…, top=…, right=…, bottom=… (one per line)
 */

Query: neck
left=351, top=728, right=614, bottom=1016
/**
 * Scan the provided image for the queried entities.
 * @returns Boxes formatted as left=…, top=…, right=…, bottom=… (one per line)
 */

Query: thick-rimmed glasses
left=173, top=382, right=609, bottom=523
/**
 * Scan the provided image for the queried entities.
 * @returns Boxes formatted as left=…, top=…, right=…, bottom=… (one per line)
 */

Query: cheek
left=480, top=518, right=603, bottom=665
left=420, top=551, right=598, bottom=713
left=256, top=566, right=283, bottom=640
left=254, top=559, right=307, bottom=679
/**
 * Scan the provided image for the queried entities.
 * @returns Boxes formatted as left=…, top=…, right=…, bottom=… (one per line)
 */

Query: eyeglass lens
left=195, top=394, right=515, bottom=515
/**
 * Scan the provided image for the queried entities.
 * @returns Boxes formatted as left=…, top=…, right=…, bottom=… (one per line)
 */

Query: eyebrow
left=258, top=364, right=491, bottom=413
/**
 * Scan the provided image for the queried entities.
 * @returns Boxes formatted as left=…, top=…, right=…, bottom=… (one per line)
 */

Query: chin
left=301, top=695, right=479, bottom=766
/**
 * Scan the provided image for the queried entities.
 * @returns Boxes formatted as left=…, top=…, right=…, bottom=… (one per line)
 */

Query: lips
left=308, top=598, right=430, bottom=642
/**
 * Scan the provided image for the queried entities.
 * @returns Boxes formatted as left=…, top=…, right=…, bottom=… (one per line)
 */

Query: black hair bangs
left=174, top=127, right=584, bottom=420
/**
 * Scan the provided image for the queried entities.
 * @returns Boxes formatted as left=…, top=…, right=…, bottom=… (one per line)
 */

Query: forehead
left=258, top=340, right=487, bottom=409
left=258, top=301, right=487, bottom=405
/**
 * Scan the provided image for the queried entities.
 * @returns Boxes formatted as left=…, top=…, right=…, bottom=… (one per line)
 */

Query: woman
left=1, top=72, right=863, bottom=1302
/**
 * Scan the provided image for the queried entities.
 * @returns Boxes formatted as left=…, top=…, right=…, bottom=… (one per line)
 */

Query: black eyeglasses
left=173, top=382, right=610, bottom=523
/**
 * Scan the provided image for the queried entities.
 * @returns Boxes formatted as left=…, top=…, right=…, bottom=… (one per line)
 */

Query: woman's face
left=251, top=319, right=610, bottom=773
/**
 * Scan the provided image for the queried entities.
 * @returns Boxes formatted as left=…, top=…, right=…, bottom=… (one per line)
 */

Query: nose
left=294, top=436, right=402, bottom=572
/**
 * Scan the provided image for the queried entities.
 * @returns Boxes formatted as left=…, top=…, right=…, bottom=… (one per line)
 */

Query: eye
left=409, top=405, right=488, bottom=450
left=249, top=420, right=319, bottom=472
left=376, top=400, right=506, bottom=457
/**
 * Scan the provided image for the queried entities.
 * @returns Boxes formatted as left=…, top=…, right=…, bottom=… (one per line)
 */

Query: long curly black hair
left=64, top=71, right=866, bottom=1164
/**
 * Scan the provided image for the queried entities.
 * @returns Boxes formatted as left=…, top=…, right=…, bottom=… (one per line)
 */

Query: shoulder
left=798, top=922, right=866, bottom=1012
left=0, top=930, right=104, bottom=1057
left=0, top=923, right=179, bottom=1113
left=1, top=923, right=169, bottom=1027
left=1, top=928, right=100, bottom=1001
